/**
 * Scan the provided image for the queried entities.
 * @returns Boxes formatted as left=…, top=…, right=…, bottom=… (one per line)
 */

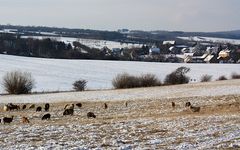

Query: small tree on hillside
left=200, top=74, right=212, bottom=82
left=73, top=79, right=87, bottom=91
left=164, top=66, right=190, bottom=85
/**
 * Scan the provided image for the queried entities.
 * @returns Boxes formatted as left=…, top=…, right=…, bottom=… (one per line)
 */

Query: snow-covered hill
left=21, top=35, right=143, bottom=50
left=0, top=54, right=239, bottom=93
left=178, top=36, right=240, bottom=45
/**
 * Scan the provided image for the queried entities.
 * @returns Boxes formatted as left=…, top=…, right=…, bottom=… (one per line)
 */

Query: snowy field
left=21, top=35, right=143, bottom=50
left=0, top=92, right=239, bottom=149
left=0, top=79, right=239, bottom=104
left=0, top=74, right=239, bottom=149
left=178, top=36, right=240, bottom=45
left=0, top=54, right=239, bottom=93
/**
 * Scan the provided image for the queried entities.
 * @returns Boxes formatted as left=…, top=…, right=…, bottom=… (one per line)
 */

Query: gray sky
left=0, top=0, right=239, bottom=32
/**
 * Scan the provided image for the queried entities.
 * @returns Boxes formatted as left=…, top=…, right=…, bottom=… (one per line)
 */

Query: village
left=107, top=39, right=240, bottom=63
left=0, top=27, right=240, bottom=63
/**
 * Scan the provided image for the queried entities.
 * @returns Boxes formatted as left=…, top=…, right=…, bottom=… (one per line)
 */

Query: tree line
left=0, top=33, right=111, bottom=59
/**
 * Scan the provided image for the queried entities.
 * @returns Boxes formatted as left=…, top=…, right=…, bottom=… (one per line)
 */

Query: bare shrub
left=73, top=79, right=87, bottom=91
left=139, top=74, right=161, bottom=87
left=112, top=73, right=140, bottom=89
left=231, top=73, right=240, bottom=79
left=112, top=73, right=161, bottom=89
left=164, top=66, right=190, bottom=85
left=200, top=74, right=212, bottom=82
left=217, top=75, right=227, bottom=81
left=2, top=71, right=35, bottom=94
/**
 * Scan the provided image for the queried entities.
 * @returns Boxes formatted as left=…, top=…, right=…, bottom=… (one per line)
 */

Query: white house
left=149, top=47, right=160, bottom=55
left=163, top=40, right=176, bottom=45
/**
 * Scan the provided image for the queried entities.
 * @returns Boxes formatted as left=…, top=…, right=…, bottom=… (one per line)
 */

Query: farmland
left=0, top=80, right=239, bottom=149
left=0, top=54, right=239, bottom=93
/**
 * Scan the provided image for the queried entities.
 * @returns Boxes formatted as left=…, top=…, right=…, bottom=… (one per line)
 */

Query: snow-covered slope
left=0, top=54, right=239, bottom=92
left=178, top=36, right=240, bottom=45
left=21, top=35, right=143, bottom=49
left=0, top=79, right=239, bottom=103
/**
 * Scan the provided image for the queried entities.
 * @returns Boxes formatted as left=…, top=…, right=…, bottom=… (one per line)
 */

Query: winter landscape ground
left=0, top=54, right=239, bottom=93
left=0, top=79, right=239, bottom=149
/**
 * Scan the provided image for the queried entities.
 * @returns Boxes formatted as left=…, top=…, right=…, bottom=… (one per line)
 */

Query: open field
left=0, top=80, right=239, bottom=149
left=0, top=54, right=239, bottom=93
left=0, top=79, right=240, bottom=104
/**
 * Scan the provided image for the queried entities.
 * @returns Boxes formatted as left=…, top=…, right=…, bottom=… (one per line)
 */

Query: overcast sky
left=0, top=0, right=239, bottom=32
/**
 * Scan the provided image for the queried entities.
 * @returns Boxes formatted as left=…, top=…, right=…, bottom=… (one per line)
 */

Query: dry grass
left=0, top=94, right=239, bottom=149
left=0, top=94, right=239, bottom=125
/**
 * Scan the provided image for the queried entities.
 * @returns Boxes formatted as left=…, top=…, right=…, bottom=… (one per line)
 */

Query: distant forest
left=0, top=33, right=114, bottom=59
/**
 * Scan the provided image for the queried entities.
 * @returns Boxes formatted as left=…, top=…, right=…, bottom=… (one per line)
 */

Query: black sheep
left=185, top=102, right=191, bottom=107
left=8, top=103, right=20, bottom=111
left=172, top=102, right=176, bottom=108
left=75, top=103, right=82, bottom=108
left=22, top=105, right=27, bottom=110
left=45, top=103, right=50, bottom=111
left=87, top=112, right=96, bottom=118
left=104, top=103, right=108, bottom=109
left=3, top=116, right=14, bottom=124
left=42, top=113, right=51, bottom=120
left=36, top=106, right=42, bottom=112
left=63, top=108, right=74, bottom=116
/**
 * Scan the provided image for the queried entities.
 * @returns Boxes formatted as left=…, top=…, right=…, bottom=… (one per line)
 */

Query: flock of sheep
left=1, top=102, right=100, bottom=124
left=172, top=101, right=201, bottom=112
left=1, top=100, right=200, bottom=124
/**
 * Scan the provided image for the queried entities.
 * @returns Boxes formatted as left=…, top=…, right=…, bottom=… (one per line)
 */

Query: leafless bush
left=231, top=73, right=240, bottom=79
left=2, top=71, right=35, bottom=94
left=112, top=73, right=139, bottom=89
left=217, top=75, right=227, bottom=81
left=73, top=79, right=87, bottom=91
left=164, top=66, right=190, bottom=85
left=139, top=74, right=161, bottom=87
left=112, top=73, right=161, bottom=89
left=200, top=74, right=212, bottom=82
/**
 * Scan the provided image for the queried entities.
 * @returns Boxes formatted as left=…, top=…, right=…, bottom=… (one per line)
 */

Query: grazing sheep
left=36, top=106, right=42, bottom=112
left=172, top=102, right=176, bottom=108
left=76, top=103, right=82, bottom=108
left=42, top=113, right=51, bottom=120
left=185, top=102, right=191, bottom=107
left=22, top=117, right=30, bottom=123
left=185, top=102, right=200, bottom=112
left=45, top=103, right=50, bottom=111
left=29, top=104, right=35, bottom=109
left=190, top=106, right=201, bottom=112
left=3, top=105, right=10, bottom=111
left=104, top=103, right=108, bottom=109
left=8, top=103, right=20, bottom=111
left=63, top=109, right=74, bottom=116
left=22, top=105, right=27, bottom=110
left=63, top=104, right=74, bottom=116
left=3, top=116, right=14, bottom=124
left=87, top=112, right=96, bottom=118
